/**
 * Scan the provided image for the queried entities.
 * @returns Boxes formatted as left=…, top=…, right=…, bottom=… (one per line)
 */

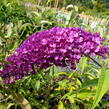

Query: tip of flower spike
left=4, top=77, right=10, bottom=85
left=70, top=64, right=76, bottom=70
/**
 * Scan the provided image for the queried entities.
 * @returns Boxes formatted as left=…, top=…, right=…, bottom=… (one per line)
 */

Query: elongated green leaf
left=49, top=65, right=58, bottom=77
left=67, top=11, right=78, bottom=26
left=58, top=101, right=65, bottom=109
left=79, top=78, right=98, bottom=91
left=6, top=103, right=15, bottom=109
left=67, top=95, right=74, bottom=104
left=0, top=104, right=3, bottom=109
left=41, top=20, right=52, bottom=25
left=74, top=5, right=78, bottom=12
left=11, top=41, right=20, bottom=51
left=6, top=23, right=13, bottom=37
left=77, top=90, right=94, bottom=99
left=34, top=80, right=40, bottom=91
left=80, top=57, right=87, bottom=73
left=0, top=31, right=6, bottom=40
left=92, top=68, right=109, bottom=109
left=19, top=23, right=32, bottom=31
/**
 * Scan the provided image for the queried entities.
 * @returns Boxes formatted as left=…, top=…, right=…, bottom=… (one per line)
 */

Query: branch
left=85, top=54, right=102, bottom=67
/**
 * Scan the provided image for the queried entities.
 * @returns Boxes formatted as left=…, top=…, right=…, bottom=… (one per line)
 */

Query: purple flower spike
left=0, top=27, right=109, bottom=84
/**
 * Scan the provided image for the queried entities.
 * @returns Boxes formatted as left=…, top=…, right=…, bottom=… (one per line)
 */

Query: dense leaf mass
left=0, top=27, right=109, bottom=84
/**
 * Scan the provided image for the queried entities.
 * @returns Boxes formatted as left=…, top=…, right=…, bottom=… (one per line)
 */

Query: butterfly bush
left=0, top=27, right=109, bottom=84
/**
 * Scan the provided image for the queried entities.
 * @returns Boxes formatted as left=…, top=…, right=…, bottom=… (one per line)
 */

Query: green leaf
left=79, top=78, right=98, bottom=91
left=11, top=41, right=20, bottom=50
left=92, top=68, right=109, bottom=109
left=42, top=107, right=48, bottom=109
left=0, top=31, right=6, bottom=40
left=50, top=65, right=58, bottom=76
left=58, top=101, right=65, bottom=109
left=67, top=95, right=75, bottom=104
left=74, top=5, right=78, bottom=12
left=0, top=104, right=3, bottom=108
left=6, top=23, right=13, bottom=37
left=47, top=0, right=54, bottom=4
left=35, top=80, right=40, bottom=91
left=31, top=11, right=40, bottom=17
left=41, top=20, right=52, bottom=25
left=80, top=57, right=87, bottom=73
left=6, top=103, right=15, bottom=109
left=77, top=90, right=93, bottom=99
left=67, top=11, right=78, bottom=26
left=19, top=23, right=32, bottom=31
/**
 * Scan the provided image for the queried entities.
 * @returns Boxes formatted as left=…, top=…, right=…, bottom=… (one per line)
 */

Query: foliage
left=0, top=0, right=109, bottom=109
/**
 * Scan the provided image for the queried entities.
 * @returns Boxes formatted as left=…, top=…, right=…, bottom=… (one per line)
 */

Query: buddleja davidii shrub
left=0, top=26, right=108, bottom=84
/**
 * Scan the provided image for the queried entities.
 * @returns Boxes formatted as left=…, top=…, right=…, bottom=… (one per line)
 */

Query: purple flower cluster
left=0, top=27, right=109, bottom=84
